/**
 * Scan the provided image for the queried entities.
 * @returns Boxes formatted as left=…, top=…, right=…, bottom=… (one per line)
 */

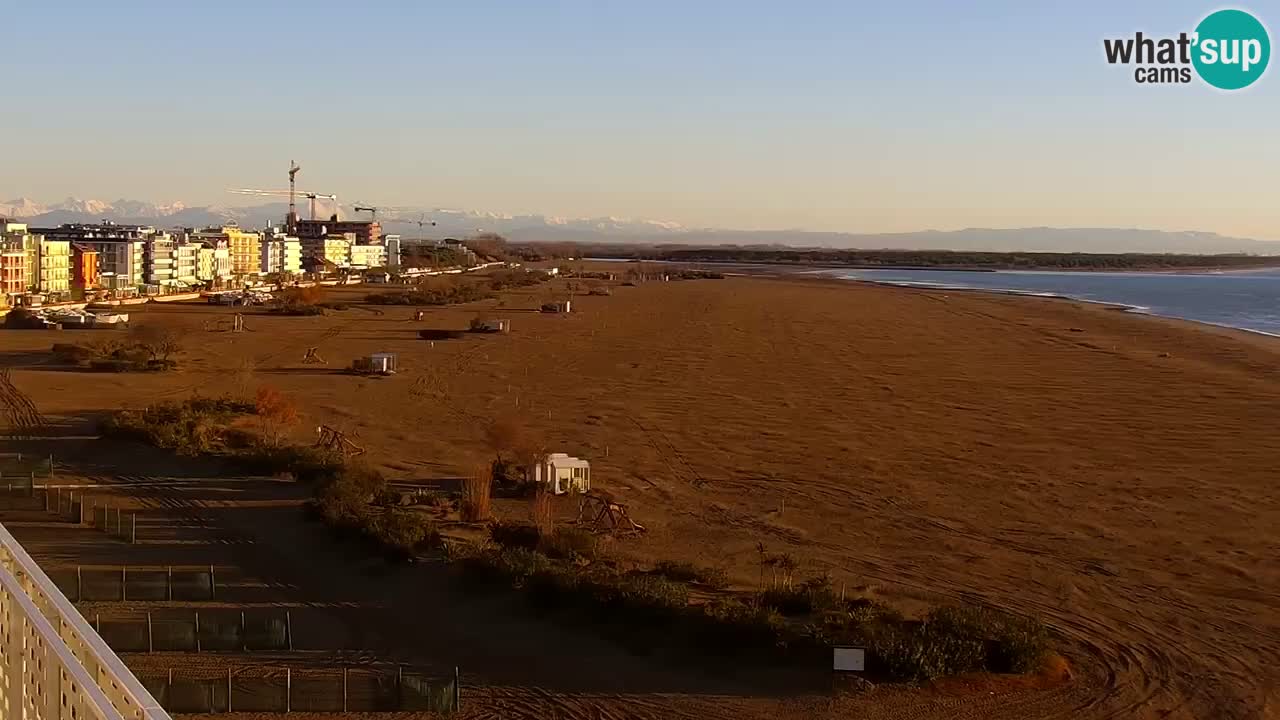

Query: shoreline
left=845, top=277, right=1280, bottom=340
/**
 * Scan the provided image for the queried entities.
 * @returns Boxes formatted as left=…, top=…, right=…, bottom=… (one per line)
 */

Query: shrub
left=418, top=329, right=466, bottom=341
left=529, top=489, right=554, bottom=537
left=460, top=464, right=492, bottom=522
left=758, top=574, right=842, bottom=616
left=602, top=575, right=690, bottom=625
left=539, top=527, right=597, bottom=561
left=366, top=281, right=494, bottom=307
left=254, top=386, right=299, bottom=447
left=652, top=561, right=729, bottom=589
left=235, top=444, right=343, bottom=483
left=489, top=520, right=541, bottom=550
left=692, top=599, right=786, bottom=652
left=486, top=269, right=546, bottom=291
left=926, top=606, right=1048, bottom=674
left=367, top=508, right=437, bottom=556
left=101, top=395, right=255, bottom=452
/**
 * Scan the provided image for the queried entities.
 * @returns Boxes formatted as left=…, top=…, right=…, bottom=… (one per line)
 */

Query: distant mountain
left=3, top=196, right=1278, bottom=255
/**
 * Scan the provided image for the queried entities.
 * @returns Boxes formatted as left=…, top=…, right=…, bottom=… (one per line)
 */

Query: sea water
left=826, top=268, right=1280, bottom=337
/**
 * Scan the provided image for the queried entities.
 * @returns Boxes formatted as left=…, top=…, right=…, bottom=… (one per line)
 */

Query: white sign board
left=833, top=646, right=866, bottom=672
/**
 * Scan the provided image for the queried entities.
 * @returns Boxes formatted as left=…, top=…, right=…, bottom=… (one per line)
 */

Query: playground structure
left=575, top=491, right=646, bottom=536
left=204, top=313, right=247, bottom=332
left=314, top=425, right=365, bottom=457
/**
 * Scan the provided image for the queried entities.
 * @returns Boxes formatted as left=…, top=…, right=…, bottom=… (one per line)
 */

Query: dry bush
left=529, top=489, right=554, bottom=538
left=255, top=385, right=300, bottom=446
left=461, top=462, right=492, bottom=522
left=484, top=415, right=525, bottom=462
left=128, top=324, right=184, bottom=363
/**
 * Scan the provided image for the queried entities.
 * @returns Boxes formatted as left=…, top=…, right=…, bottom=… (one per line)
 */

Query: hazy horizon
left=5, top=1, right=1278, bottom=240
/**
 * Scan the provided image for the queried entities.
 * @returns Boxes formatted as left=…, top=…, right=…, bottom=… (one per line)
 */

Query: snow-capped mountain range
left=0, top=197, right=689, bottom=241
left=4, top=197, right=1278, bottom=254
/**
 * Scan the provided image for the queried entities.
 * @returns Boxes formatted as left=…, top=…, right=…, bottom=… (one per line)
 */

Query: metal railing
left=0, top=522, right=169, bottom=720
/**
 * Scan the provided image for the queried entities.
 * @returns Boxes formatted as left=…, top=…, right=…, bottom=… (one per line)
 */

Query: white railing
left=0, top=522, right=169, bottom=720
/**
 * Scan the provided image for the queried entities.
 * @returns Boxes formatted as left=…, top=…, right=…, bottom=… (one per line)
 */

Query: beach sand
left=2, top=275, right=1277, bottom=719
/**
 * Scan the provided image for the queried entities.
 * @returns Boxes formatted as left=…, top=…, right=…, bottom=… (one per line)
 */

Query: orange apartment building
left=73, top=244, right=100, bottom=291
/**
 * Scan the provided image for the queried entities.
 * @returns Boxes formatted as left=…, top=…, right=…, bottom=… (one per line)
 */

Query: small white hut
left=530, top=453, right=591, bottom=495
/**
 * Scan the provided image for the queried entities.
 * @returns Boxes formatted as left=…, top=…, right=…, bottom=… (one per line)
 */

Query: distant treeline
left=513, top=243, right=1278, bottom=271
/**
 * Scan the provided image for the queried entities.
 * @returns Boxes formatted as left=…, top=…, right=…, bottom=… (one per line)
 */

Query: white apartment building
left=349, top=243, right=387, bottom=269
left=260, top=230, right=303, bottom=276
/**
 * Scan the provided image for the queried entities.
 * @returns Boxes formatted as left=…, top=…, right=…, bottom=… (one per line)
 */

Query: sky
left=3, top=1, right=1278, bottom=239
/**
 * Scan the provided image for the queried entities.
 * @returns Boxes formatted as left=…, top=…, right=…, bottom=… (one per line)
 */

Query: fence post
left=147, top=612, right=153, bottom=653
left=286, top=668, right=291, bottom=713
left=48, top=454, right=53, bottom=478
left=44, top=486, right=50, bottom=512
left=241, top=611, right=247, bottom=652
left=167, top=566, right=173, bottom=601
left=67, top=491, right=75, bottom=519
left=115, top=507, right=122, bottom=537
left=122, top=566, right=127, bottom=601
left=286, top=610, right=293, bottom=651
left=227, top=668, right=232, bottom=713
left=454, top=666, right=461, bottom=712
left=209, top=565, right=216, bottom=600
left=94, top=613, right=100, bottom=633
left=80, top=497, right=88, bottom=525
left=130, top=514, right=136, bottom=544
left=343, top=668, right=348, bottom=712
left=195, top=612, right=201, bottom=653
left=396, top=665, right=403, bottom=708
left=76, top=566, right=82, bottom=602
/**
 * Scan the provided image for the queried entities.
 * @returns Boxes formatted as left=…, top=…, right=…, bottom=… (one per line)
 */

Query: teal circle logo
left=1193, top=9, right=1271, bottom=90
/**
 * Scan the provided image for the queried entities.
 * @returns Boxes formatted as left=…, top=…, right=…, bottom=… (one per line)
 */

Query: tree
left=255, top=385, right=300, bottom=446
left=129, top=325, right=184, bottom=363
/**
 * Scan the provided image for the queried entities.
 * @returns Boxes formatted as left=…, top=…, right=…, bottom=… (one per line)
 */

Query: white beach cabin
left=530, top=453, right=591, bottom=495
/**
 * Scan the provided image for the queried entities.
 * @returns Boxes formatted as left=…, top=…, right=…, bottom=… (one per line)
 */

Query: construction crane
left=382, top=213, right=437, bottom=241
left=288, top=160, right=301, bottom=232
left=228, top=188, right=338, bottom=222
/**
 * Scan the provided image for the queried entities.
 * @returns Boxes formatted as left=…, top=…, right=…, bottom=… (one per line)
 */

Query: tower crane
left=228, top=188, right=339, bottom=223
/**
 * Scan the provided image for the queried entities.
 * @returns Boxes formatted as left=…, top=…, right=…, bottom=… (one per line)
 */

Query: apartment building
left=72, top=245, right=100, bottom=291
left=175, top=242, right=200, bottom=286
left=144, top=233, right=175, bottom=287
left=195, top=226, right=261, bottom=277
left=260, top=229, right=303, bottom=276
left=36, top=239, right=71, bottom=294
left=302, top=235, right=351, bottom=269
left=33, top=223, right=150, bottom=288
left=195, top=240, right=233, bottom=285
left=0, top=247, right=28, bottom=300
left=384, top=234, right=402, bottom=270
left=349, top=243, right=387, bottom=270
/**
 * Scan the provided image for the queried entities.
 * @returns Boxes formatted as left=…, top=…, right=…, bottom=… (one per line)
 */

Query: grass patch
left=651, top=560, right=729, bottom=589
left=101, top=396, right=255, bottom=452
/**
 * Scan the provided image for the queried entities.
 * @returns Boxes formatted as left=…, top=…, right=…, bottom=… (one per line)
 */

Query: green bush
left=692, top=599, right=786, bottom=652
left=367, top=508, right=437, bottom=555
left=235, top=444, right=343, bottom=483
left=489, top=520, right=541, bottom=551
left=101, top=396, right=256, bottom=452
left=539, top=527, right=598, bottom=561
left=651, top=560, right=728, bottom=589
left=366, top=282, right=494, bottom=307
left=759, top=575, right=841, bottom=616
left=926, top=605, right=1048, bottom=673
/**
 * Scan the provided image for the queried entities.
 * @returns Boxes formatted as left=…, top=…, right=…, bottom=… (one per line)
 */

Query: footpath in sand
left=1, top=275, right=1277, bottom=719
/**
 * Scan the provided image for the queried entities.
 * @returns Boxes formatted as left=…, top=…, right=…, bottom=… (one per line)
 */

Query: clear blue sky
left=4, top=1, right=1277, bottom=238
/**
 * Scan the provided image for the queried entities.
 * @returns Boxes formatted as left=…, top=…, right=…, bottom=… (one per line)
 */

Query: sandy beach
left=3, top=274, right=1278, bottom=719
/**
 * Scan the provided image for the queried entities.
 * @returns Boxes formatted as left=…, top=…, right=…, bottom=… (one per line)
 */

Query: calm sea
left=824, top=268, right=1280, bottom=337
